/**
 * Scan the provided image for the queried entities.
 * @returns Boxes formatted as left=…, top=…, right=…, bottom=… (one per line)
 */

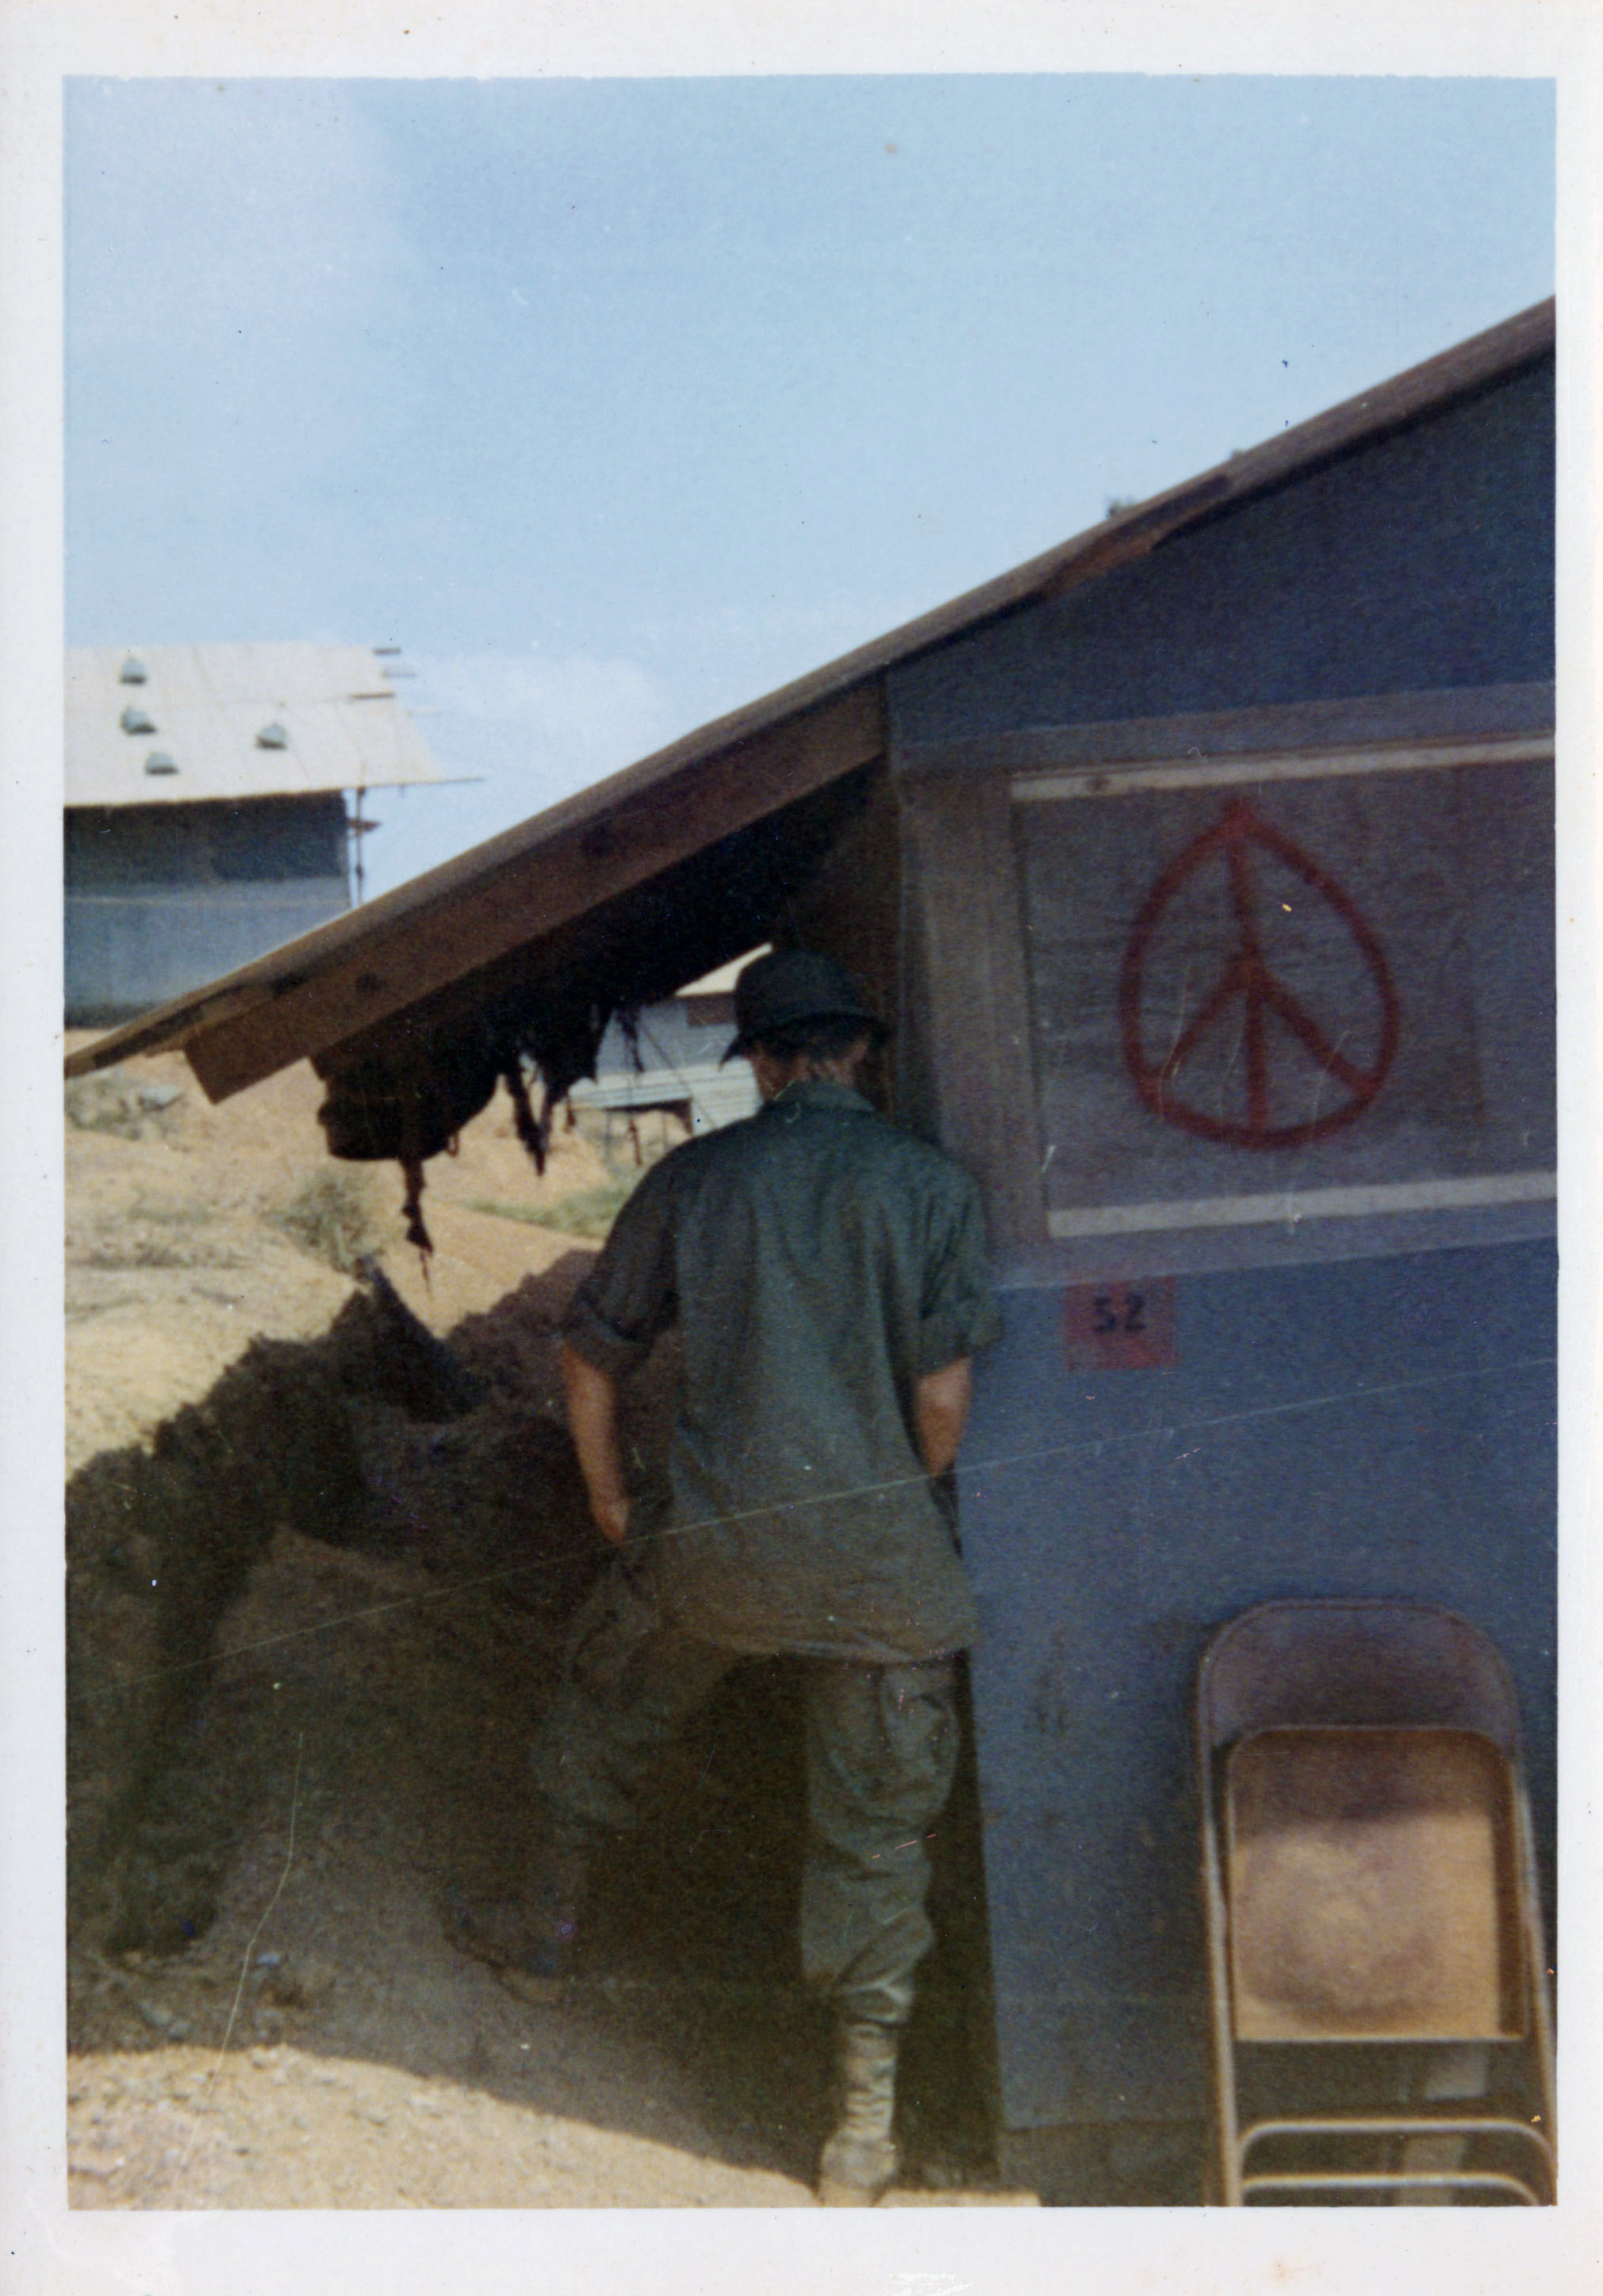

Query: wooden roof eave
left=62, top=296, right=1554, bottom=1100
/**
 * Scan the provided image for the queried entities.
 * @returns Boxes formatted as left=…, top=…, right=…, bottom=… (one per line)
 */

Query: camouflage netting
left=310, top=764, right=876, bottom=1251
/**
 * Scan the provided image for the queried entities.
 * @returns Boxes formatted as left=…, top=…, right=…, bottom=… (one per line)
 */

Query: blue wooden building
left=68, top=302, right=1555, bottom=2195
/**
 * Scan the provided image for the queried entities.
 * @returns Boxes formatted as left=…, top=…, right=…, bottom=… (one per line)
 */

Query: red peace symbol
left=1118, top=798, right=1401, bottom=1149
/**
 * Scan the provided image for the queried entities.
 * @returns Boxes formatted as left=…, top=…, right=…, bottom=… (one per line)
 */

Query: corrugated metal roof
left=63, top=297, right=1555, bottom=1091
left=66, top=642, right=449, bottom=806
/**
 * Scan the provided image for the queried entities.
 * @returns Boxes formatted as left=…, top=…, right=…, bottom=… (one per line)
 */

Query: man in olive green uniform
left=449, top=950, right=1000, bottom=2202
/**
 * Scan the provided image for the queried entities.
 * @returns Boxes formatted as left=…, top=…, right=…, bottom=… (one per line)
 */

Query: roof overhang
left=64, top=296, right=1553, bottom=1112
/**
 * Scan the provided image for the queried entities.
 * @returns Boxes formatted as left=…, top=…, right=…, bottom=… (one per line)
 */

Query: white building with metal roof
left=567, top=949, right=765, bottom=1137
left=66, top=642, right=450, bottom=1025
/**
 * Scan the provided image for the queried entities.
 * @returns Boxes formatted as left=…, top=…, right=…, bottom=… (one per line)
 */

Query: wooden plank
left=1046, top=1171, right=1556, bottom=1240
left=976, top=787, right=1051, bottom=1248
left=1013, top=733, right=1552, bottom=803
left=63, top=984, right=275, bottom=1077
left=892, top=802, right=940, bottom=1145
left=903, top=778, right=1045, bottom=1248
left=897, top=683, right=1557, bottom=784
left=305, top=768, right=876, bottom=1088
left=182, top=686, right=885, bottom=1101
left=781, top=766, right=905, bottom=1115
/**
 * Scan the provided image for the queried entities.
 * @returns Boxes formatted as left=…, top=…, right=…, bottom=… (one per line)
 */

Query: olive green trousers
left=528, top=1556, right=960, bottom=2027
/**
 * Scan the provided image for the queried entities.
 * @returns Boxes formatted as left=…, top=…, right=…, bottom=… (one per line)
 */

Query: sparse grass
left=73, top=1194, right=225, bottom=1271
left=466, top=1176, right=640, bottom=1240
left=79, top=1236, right=242, bottom=1271
left=128, top=1193, right=213, bottom=1227
left=267, top=1167, right=381, bottom=1273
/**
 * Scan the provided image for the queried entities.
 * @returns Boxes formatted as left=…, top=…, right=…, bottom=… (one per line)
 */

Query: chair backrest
left=1198, top=1600, right=1521, bottom=1754
left=1225, top=1723, right=1525, bottom=2041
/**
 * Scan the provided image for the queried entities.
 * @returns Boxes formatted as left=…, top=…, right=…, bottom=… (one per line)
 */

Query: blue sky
left=66, top=75, right=1555, bottom=896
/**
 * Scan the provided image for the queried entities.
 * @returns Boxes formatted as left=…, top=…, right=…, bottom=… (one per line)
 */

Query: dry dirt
left=63, top=1037, right=1029, bottom=2212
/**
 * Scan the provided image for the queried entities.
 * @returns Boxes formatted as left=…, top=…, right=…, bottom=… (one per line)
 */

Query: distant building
left=65, top=642, right=448, bottom=1025
left=569, top=950, right=765, bottom=1135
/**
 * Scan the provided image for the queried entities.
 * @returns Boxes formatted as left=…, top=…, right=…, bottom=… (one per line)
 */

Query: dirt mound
left=68, top=1529, right=821, bottom=2210
left=64, top=1034, right=619, bottom=1474
left=63, top=1041, right=1012, bottom=2208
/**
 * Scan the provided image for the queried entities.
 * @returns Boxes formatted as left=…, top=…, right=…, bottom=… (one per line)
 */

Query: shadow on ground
left=67, top=1255, right=1003, bottom=2198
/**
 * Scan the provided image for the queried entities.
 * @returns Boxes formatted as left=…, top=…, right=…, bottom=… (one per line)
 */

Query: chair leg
left=1392, top=2133, right=1467, bottom=2205
left=1200, top=1810, right=1243, bottom=2204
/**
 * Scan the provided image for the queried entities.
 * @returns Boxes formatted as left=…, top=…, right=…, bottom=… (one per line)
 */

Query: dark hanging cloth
left=313, top=1003, right=610, bottom=1256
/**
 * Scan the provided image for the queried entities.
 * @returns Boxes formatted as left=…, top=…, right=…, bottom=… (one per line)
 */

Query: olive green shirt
left=560, top=1079, right=1003, bottom=1662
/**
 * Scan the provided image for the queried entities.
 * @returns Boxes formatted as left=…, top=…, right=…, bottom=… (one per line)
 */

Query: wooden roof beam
left=180, top=684, right=885, bottom=1102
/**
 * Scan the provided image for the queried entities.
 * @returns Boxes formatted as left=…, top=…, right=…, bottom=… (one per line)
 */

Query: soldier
left=448, top=949, right=1001, bottom=2204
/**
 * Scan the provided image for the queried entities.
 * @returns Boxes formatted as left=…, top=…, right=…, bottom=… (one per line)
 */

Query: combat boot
left=816, top=2019, right=901, bottom=2206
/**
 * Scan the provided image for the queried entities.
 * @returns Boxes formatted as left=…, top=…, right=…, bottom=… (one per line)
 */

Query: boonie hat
left=723, top=949, right=887, bottom=1060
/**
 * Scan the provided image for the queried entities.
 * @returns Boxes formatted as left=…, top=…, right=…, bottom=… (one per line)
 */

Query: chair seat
left=1227, top=1727, right=1521, bottom=2041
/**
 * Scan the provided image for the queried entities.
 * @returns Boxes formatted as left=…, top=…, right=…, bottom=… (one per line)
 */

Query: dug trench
left=66, top=1185, right=1011, bottom=2208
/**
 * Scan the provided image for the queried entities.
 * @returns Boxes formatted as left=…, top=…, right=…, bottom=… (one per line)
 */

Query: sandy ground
left=64, top=1038, right=1032, bottom=2211
left=65, top=1042, right=612, bottom=1474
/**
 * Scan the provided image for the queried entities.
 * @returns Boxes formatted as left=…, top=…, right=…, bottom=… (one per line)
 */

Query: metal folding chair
left=1197, top=1600, right=1555, bottom=2206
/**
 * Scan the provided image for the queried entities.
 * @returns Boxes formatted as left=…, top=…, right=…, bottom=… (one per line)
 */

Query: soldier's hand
left=593, top=1494, right=631, bottom=1546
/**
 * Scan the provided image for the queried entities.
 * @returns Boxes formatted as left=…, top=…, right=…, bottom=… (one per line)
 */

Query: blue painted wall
left=891, top=356, right=1556, bottom=2136
left=65, top=885, right=350, bottom=1024
left=890, top=360, right=1554, bottom=746
left=959, top=1238, right=1556, bottom=2127
left=64, top=795, right=349, bottom=1024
